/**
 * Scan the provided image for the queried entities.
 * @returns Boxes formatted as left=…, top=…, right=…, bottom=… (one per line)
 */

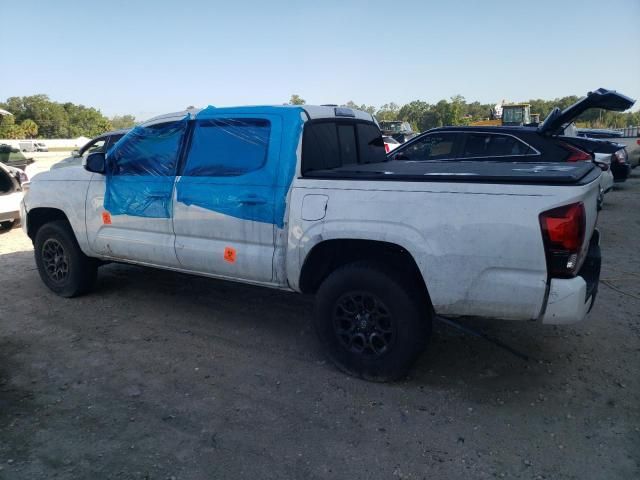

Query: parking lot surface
left=1, top=172, right=639, bottom=480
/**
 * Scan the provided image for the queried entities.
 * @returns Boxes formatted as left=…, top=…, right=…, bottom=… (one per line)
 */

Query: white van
left=18, top=141, right=48, bottom=152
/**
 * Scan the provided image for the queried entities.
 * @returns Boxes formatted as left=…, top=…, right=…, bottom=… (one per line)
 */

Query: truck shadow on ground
left=2, top=248, right=572, bottom=406
left=95, top=260, right=560, bottom=396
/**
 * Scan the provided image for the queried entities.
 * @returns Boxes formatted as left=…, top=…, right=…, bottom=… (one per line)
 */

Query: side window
left=107, top=120, right=187, bottom=176
left=183, top=118, right=270, bottom=176
left=302, top=123, right=340, bottom=173
left=302, top=121, right=386, bottom=174
left=462, top=134, right=534, bottom=158
left=105, top=134, right=125, bottom=152
left=81, top=138, right=106, bottom=156
left=397, top=133, right=456, bottom=161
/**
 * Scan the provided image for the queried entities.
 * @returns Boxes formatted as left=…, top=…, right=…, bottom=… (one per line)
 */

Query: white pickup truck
left=22, top=105, right=602, bottom=381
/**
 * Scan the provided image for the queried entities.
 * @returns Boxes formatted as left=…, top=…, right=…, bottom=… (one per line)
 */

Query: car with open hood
left=388, top=88, right=635, bottom=188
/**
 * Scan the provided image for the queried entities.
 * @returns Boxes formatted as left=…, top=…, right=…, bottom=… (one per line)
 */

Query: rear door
left=172, top=114, right=281, bottom=283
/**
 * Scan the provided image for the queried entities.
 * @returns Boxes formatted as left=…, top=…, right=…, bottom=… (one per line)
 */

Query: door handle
left=238, top=195, right=267, bottom=205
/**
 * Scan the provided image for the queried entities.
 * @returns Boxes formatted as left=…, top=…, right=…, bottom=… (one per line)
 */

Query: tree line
left=1, top=93, right=637, bottom=140
left=0, top=95, right=136, bottom=139
left=289, top=94, right=640, bottom=132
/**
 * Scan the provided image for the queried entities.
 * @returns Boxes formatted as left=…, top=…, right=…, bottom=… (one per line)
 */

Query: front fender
left=24, top=178, right=92, bottom=255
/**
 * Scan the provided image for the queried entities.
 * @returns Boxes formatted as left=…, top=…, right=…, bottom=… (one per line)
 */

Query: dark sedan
left=389, top=89, right=635, bottom=182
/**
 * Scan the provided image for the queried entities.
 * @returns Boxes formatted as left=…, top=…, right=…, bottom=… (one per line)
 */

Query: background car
left=382, top=136, right=401, bottom=153
left=379, top=120, right=417, bottom=143
left=577, top=128, right=624, bottom=139
left=388, top=89, right=635, bottom=181
left=593, top=152, right=615, bottom=210
left=51, top=128, right=130, bottom=170
left=2, top=163, right=29, bottom=187
left=0, top=144, right=35, bottom=171
left=18, top=140, right=48, bottom=152
left=0, top=162, right=24, bottom=231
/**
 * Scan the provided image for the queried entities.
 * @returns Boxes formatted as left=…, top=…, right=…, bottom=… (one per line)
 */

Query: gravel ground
left=0, top=171, right=638, bottom=480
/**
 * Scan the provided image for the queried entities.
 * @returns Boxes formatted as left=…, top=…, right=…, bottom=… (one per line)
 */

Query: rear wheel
left=34, top=220, right=98, bottom=297
left=314, top=262, right=431, bottom=382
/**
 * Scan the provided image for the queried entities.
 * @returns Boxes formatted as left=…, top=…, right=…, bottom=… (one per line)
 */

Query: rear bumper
left=541, top=230, right=601, bottom=325
left=0, top=209, right=19, bottom=223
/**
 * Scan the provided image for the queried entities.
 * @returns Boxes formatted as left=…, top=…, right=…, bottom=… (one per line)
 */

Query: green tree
left=449, top=95, right=467, bottom=125
left=288, top=94, right=306, bottom=105
left=4, top=94, right=70, bottom=137
left=376, top=103, right=400, bottom=121
left=342, top=101, right=376, bottom=115
left=110, top=115, right=136, bottom=130
left=63, top=103, right=112, bottom=137
left=20, top=119, right=38, bottom=138
left=0, top=115, right=26, bottom=138
left=398, top=100, right=430, bottom=131
left=0, top=114, right=17, bottom=138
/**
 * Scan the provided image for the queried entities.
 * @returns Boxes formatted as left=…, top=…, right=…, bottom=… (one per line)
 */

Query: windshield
left=502, top=107, right=526, bottom=124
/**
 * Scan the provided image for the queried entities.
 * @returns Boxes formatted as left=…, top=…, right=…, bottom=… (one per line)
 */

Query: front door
left=172, top=113, right=281, bottom=283
left=86, top=118, right=188, bottom=267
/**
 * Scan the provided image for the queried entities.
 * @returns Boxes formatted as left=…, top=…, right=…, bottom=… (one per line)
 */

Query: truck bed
left=305, top=160, right=600, bottom=185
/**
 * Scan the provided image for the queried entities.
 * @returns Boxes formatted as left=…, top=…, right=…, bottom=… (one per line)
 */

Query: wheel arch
left=298, top=238, right=433, bottom=310
left=26, top=207, right=70, bottom=241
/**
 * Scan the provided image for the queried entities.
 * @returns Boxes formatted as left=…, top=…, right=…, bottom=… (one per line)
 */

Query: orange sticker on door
left=224, top=247, right=236, bottom=263
left=102, top=211, right=112, bottom=225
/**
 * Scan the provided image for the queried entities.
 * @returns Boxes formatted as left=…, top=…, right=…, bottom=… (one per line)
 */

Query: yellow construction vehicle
left=470, top=103, right=538, bottom=127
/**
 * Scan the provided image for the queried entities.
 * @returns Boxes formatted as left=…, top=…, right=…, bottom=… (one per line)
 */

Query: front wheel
left=34, top=220, right=98, bottom=297
left=314, top=262, right=431, bottom=382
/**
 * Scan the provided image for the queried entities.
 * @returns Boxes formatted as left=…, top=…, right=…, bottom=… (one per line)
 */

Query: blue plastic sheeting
left=104, top=117, right=188, bottom=218
left=176, top=106, right=304, bottom=228
left=183, top=118, right=271, bottom=176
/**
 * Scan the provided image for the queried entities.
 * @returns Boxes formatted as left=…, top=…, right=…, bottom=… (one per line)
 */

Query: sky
left=1, top=0, right=639, bottom=121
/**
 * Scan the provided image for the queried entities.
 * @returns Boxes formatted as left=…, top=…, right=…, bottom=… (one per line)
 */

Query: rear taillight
left=612, top=149, right=627, bottom=164
left=636, top=139, right=640, bottom=146
left=539, top=202, right=585, bottom=278
left=559, top=142, right=592, bottom=162
left=384, top=143, right=390, bottom=154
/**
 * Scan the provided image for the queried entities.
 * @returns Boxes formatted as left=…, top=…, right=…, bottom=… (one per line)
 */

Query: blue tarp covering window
left=104, top=117, right=188, bottom=218
left=176, top=106, right=303, bottom=227
left=184, top=118, right=271, bottom=176
left=102, top=106, right=303, bottom=227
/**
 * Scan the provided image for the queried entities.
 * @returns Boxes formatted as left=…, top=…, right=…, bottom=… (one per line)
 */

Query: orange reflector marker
left=102, top=211, right=112, bottom=225
left=224, top=247, right=236, bottom=263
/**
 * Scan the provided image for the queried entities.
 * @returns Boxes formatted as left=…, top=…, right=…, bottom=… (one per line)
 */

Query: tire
left=0, top=219, right=17, bottom=231
left=34, top=220, right=98, bottom=297
left=314, top=262, right=431, bottom=382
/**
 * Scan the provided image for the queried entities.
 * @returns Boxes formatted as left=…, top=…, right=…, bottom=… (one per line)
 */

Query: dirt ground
left=1, top=172, right=639, bottom=480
